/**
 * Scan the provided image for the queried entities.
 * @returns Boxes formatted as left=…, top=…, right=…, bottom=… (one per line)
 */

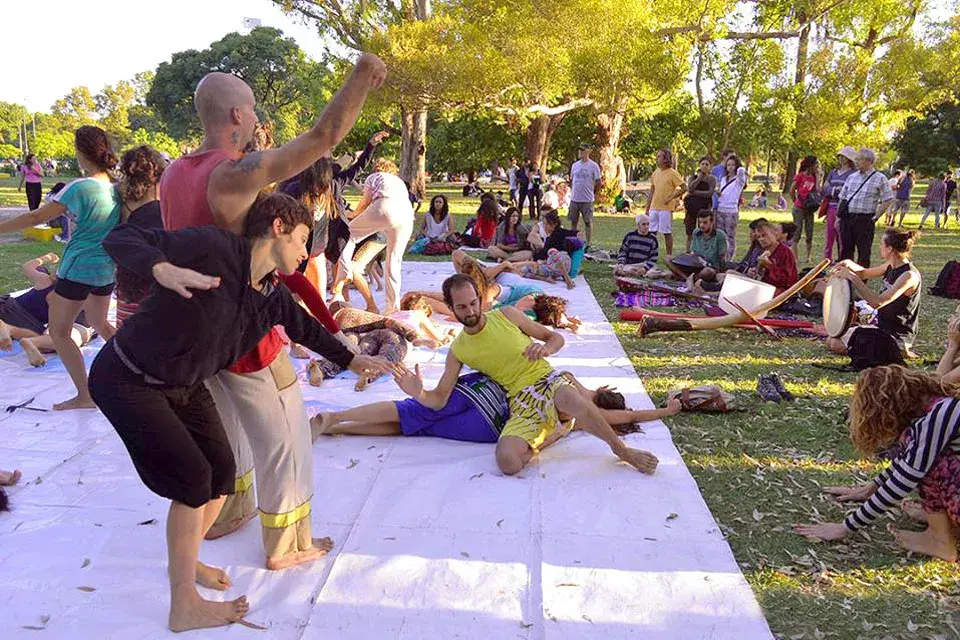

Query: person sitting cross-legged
left=666, top=210, right=727, bottom=285
left=794, top=366, right=960, bottom=562
left=374, top=273, right=659, bottom=476
left=614, top=213, right=659, bottom=278
left=936, top=304, right=960, bottom=386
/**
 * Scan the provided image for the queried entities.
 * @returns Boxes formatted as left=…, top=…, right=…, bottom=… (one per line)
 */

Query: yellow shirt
left=451, top=309, right=552, bottom=397
left=650, top=167, right=685, bottom=211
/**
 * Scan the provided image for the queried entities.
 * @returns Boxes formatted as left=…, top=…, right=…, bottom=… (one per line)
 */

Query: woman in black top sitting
left=827, top=228, right=922, bottom=359
left=89, top=193, right=388, bottom=632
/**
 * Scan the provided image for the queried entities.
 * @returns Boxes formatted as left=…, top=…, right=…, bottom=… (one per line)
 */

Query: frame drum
left=823, top=276, right=854, bottom=338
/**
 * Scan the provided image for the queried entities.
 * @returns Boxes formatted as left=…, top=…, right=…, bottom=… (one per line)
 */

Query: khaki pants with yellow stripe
left=206, top=350, right=314, bottom=562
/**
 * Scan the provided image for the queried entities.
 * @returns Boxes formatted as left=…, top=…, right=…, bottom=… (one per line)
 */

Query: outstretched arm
left=0, top=200, right=66, bottom=235
left=392, top=350, right=463, bottom=410
left=209, top=54, right=387, bottom=232
left=21, top=254, right=58, bottom=290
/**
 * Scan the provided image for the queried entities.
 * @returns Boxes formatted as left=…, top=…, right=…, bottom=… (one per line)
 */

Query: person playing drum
left=826, top=228, right=921, bottom=359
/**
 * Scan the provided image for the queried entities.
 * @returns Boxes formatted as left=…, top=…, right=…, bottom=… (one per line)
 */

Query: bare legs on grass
left=311, top=402, right=402, bottom=440
left=167, top=497, right=249, bottom=632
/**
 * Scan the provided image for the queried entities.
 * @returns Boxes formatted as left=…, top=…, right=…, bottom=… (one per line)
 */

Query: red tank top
left=159, top=148, right=284, bottom=373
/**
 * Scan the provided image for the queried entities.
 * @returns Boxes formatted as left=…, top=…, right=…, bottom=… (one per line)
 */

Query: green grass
left=0, top=175, right=72, bottom=207
left=1, top=183, right=959, bottom=638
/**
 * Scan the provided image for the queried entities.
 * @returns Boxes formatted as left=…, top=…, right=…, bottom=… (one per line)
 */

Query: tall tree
left=274, top=0, right=432, bottom=195
left=147, top=26, right=329, bottom=143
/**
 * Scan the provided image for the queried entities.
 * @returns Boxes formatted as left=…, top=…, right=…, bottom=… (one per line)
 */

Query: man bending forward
left=391, top=273, right=658, bottom=474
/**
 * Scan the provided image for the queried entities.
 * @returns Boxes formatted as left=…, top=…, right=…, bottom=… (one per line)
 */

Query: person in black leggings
left=88, top=193, right=388, bottom=632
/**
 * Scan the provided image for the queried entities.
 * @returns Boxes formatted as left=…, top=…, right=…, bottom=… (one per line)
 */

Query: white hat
left=837, top=146, right=857, bottom=162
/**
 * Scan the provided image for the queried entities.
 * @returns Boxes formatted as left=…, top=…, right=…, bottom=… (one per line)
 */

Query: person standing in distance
left=567, top=143, right=602, bottom=249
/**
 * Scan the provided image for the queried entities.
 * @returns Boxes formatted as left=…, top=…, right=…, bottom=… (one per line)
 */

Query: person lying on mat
left=405, top=253, right=542, bottom=318
left=366, top=273, right=659, bottom=475
left=794, top=365, right=960, bottom=561
left=614, top=213, right=659, bottom=278
left=937, top=304, right=960, bottom=385
left=312, top=370, right=681, bottom=442
left=508, top=247, right=577, bottom=290
left=825, top=227, right=921, bottom=359
left=0, top=253, right=94, bottom=366
left=89, top=193, right=390, bottom=632
left=666, top=210, right=726, bottom=284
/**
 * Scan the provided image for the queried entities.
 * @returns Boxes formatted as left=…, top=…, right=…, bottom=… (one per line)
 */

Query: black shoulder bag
left=837, top=171, right=876, bottom=220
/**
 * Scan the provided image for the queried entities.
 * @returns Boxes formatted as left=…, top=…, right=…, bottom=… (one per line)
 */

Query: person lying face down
left=88, top=192, right=390, bottom=633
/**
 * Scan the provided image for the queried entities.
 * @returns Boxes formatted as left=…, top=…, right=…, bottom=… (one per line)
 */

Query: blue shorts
left=395, top=390, right=499, bottom=443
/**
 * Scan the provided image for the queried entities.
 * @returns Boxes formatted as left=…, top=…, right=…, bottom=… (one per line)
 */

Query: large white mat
left=0, top=261, right=772, bottom=639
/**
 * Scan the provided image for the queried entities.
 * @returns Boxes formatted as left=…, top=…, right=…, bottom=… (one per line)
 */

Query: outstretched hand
left=823, top=482, right=876, bottom=502
left=391, top=362, right=425, bottom=398
left=619, top=448, right=658, bottom=474
left=348, top=355, right=391, bottom=377
left=793, top=521, right=849, bottom=541
left=152, top=262, right=220, bottom=299
left=664, top=396, right=682, bottom=415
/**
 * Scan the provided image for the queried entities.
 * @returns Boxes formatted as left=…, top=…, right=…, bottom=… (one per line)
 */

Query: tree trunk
left=523, top=115, right=552, bottom=169
left=595, top=100, right=627, bottom=204
left=783, top=16, right=809, bottom=195
left=400, top=106, right=427, bottom=198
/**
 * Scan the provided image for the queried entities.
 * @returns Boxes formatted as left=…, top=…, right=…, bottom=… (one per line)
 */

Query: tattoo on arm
left=235, top=152, right=263, bottom=176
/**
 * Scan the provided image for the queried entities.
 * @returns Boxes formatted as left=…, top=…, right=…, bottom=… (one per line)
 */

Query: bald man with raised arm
left=159, top=53, right=387, bottom=571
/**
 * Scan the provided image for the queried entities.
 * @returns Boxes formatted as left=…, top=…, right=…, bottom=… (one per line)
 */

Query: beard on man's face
left=455, top=308, right=481, bottom=327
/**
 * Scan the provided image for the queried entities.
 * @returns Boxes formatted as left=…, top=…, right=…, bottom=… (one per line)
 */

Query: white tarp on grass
left=0, top=261, right=772, bottom=639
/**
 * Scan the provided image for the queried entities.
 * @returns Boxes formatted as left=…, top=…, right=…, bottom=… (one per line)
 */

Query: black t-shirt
left=878, top=262, right=921, bottom=349
left=116, top=201, right=163, bottom=305
left=104, top=224, right=354, bottom=386
left=946, top=179, right=957, bottom=199
left=534, top=227, right=579, bottom=261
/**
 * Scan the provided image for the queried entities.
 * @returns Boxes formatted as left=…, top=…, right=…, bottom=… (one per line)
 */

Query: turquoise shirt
left=53, top=178, right=122, bottom=286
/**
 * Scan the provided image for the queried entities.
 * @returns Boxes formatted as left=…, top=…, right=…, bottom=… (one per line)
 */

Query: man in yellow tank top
left=388, top=273, right=659, bottom=475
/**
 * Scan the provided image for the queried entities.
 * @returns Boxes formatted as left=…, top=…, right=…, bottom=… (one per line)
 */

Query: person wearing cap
left=837, top=148, right=894, bottom=268
left=820, top=146, right=857, bottom=261
left=568, top=143, right=602, bottom=248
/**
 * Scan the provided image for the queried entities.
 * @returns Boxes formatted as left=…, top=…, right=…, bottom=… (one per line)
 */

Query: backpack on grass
left=931, top=261, right=960, bottom=299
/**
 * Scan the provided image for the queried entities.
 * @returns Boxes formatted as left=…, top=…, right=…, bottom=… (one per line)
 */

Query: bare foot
left=0, top=469, right=21, bottom=486
left=265, top=537, right=334, bottom=570
left=901, top=500, right=928, bottom=523
left=53, top=395, right=97, bottom=411
left=310, top=412, right=333, bottom=441
left=195, top=562, right=231, bottom=591
left=307, top=359, right=324, bottom=386
left=20, top=339, right=46, bottom=367
left=354, top=376, right=370, bottom=392
left=891, top=526, right=958, bottom=561
left=204, top=511, right=255, bottom=540
left=289, top=343, right=310, bottom=359
left=365, top=304, right=381, bottom=315
left=168, top=595, right=249, bottom=633
left=0, top=320, right=11, bottom=351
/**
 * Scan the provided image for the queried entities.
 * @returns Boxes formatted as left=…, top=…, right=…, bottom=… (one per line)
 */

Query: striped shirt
left=838, top=169, right=893, bottom=216
left=617, top=230, right=658, bottom=268
left=844, top=397, right=960, bottom=531
left=455, top=372, right=510, bottom=435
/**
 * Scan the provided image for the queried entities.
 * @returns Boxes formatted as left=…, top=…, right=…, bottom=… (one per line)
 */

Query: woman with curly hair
left=532, top=295, right=582, bottom=332
left=794, top=365, right=960, bottom=561
left=0, top=125, right=121, bottom=410
left=115, top=145, right=167, bottom=324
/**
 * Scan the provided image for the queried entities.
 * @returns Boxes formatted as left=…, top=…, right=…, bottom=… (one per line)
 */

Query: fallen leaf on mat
left=137, top=519, right=157, bottom=526
left=77, top=586, right=96, bottom=592
left=81, top=558, right=90, bottom=568
left=22, top=626, right=45, bottom=631
left=346, top=459, right=359, bottom=469
left=556, top=583, right=580, bottom=587
left=496, top=519, right=504, bottom=528
left=383, top=537, right=396, bottom=541
left=644, top=537, right=657, bottom=541
left=460, top=551, right=470, bottom=558
left=520, top=622, right=534, bottom=629
left=582, top=614, right=593, bottom=623
left=666, top=513, right=678, bottom=521
left=366, top=445, right=376, bottom=450
left=237, top=619, right=268, bottom=630
left=470, top=472, right=483, bottom=480
left=40, top=616, right=50, bottom=625
left=33, top=477, right=42, bottom=484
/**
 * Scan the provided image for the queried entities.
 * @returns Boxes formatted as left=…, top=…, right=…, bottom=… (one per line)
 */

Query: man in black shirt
left=90, top=193, right=388, bottom=632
